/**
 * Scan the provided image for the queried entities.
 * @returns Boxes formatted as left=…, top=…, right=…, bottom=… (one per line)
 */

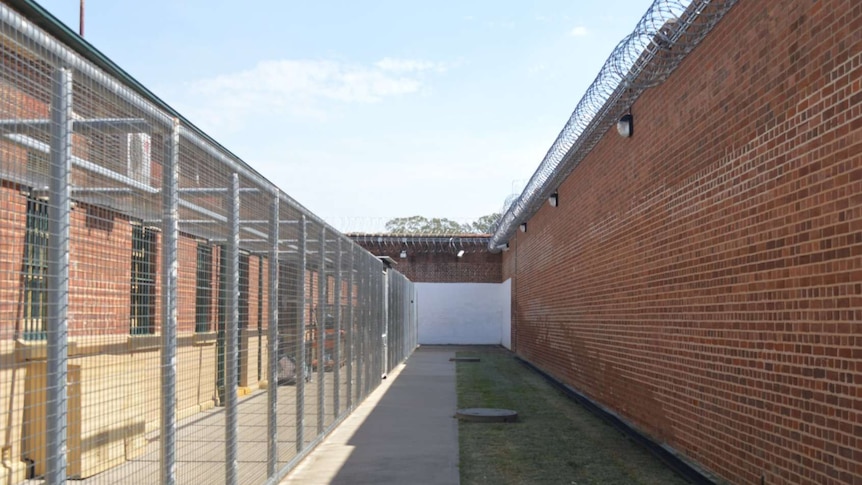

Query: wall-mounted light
left=617, top=113, right=633, bottom=138
left=399, top=249, right=407, bottom=259
left=549, top=191, right=559, bottom=207
left=456, top=249, right=465, bottom=258
left=520, top=223, right=527, bottom=233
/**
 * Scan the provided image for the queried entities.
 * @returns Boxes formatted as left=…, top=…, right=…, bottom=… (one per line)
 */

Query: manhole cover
left=449, top=357, right=481, bottom=362
left=455, top=408, right=518, bottom=423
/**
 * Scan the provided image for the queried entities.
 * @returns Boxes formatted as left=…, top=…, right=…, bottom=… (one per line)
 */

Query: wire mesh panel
left=0, top=4, right=418, bottom=485
left=0, top=31, right=66, bottom=485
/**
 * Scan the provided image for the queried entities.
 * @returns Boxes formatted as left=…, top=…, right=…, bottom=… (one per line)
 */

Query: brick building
left=499, top=0, right=862, bottom=483
left=0, top=6, right=366, bottom=482
left=349, top=234, right=502, bottom=283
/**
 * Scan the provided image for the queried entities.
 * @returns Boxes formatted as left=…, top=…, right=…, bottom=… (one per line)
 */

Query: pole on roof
left=79, top=0, right=84, bottom=37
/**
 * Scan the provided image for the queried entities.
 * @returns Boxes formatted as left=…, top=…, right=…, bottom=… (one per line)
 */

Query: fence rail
left=0, top=3, right=418, bottom=484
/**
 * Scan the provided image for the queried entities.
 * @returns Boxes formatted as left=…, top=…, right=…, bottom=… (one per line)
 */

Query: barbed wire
left=325, top=216, right=498, bottom=236
left=346, top=233, right=492, bottom=255
left=490, top=0, right=739, bottom=251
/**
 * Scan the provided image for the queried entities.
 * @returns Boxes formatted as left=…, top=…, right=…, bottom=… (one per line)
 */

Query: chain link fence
left=0, top=3, right=418, bottom=484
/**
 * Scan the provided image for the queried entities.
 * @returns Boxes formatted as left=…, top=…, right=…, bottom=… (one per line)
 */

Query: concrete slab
left=282, top=347, right=459, bottom=485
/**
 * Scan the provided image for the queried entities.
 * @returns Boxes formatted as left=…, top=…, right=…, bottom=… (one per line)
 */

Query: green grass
left=456, top=348, right=690, bottom=485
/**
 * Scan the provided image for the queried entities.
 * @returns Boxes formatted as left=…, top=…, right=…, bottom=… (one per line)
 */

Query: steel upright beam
left=296, top=215, right=307, bottom=452
left=333, top=238, right=342, bottom=416
left=346, top=246, right=354, bottom=410
left=225, top=173, right=240, bottom=485
left=368, top=260, right=374, bottom=392
left=46, top=66, right=72, bottom=485
left=267, top=196, right=279, bottom=479
left=317, top=226, right=326, bottom=435
left=160, top=119, right=180, bottom=485
left=355, top=255, right=363, bottom=401
left=383, top=269, right=389, bottom=376
left=369, top=267, right=377, bottom=393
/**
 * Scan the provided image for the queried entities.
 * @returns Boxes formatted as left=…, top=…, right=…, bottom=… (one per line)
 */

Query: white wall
left=416, top=281, right=511, bottom=345
left=501, top=278, right=511, bottom=349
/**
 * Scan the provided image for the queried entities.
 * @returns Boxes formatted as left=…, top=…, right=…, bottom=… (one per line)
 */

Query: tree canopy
left=384, top=213, right=501, bottom=235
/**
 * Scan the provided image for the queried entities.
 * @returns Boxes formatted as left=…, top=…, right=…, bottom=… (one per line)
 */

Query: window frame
left=22, top=195, right=49, bottom=340
left=195, top=243, right=213, bottom=333
left=130, top=224, right=157, bottom=335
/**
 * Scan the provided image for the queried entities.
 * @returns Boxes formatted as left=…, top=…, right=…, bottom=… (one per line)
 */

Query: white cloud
left=181, top=58, right=447, bottom=130
left=528, top=63, right=548, bottom=74
left=569, top=26, right=589, bottom=37
left=193, top=59, right=422, bottom=104
left=375, top=57, right=449, bottom=73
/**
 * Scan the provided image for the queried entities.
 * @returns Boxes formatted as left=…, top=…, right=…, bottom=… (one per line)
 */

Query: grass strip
left=456, top=348, right=690, bottom=485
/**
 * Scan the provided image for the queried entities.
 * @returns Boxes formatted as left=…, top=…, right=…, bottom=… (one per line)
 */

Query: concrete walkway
left=282, top=346, right=459, bottom=485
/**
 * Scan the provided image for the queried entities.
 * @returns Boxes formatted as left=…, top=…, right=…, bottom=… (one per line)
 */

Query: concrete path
left=282, top=346, right=459, bottom=485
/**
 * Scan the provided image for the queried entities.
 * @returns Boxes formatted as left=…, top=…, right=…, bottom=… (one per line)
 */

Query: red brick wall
left=353, top=241, right=502, bottom=283
left=0, top=181, right=28, bottom=338
left=69, top=203, right=135, bottom=336
left=503, top=1, right=862, bottom=483
left=177, top=236, right=199, bottom=333
left=0, top=184, right=274, bottom=339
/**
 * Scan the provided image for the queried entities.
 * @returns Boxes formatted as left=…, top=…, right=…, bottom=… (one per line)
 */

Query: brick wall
left=353, top=239, right=502, bottom=283
left=0, top=180, right=271, bottom=478
left=69, top=203, right=136, bottom=336
left=503, top=1, right=862, bottom=483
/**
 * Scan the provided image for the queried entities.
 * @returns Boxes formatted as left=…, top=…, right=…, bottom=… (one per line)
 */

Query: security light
left=617, top=113, right=633, bottom=138
left=549, top=191, right=559, bottom=207
left=456, top=250, right=465, bottom=258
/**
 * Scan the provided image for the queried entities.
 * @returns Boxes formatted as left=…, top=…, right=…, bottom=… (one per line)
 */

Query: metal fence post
left=368, top=260, right=374, bottom=393
left=371, top=262, right=377, bottom=393
left=225, top=173, right=240, bottom=485
left=383, top=269, right=389, bottom=376
left=160, top=119, right=180, bottom=485
left=317, top=226, right=326, bottom=435
left=370, top=268, right=378, bottom=392
left=267, top=196, right=279, bottom=479
left=46, top=66, right=72, bottom=485
left=346, top=246, right=354, bottom=410
left=296, top=215, right=307, bottom=452
left=355, top=256, right=364, bottom=401
left=333, top=237, right=342, bottom=416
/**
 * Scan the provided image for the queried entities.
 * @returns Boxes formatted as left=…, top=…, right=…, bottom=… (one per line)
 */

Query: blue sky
left=36, top=0, right=653, bottom=232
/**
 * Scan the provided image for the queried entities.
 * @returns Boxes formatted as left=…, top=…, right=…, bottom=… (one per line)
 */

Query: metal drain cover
left=449, top=357, right=481, bottom=362
left=455, top=408, right=518, bottom=423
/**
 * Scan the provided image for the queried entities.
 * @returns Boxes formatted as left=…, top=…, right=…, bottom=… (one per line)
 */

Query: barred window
left=195, top=244, right=213, bottom=332
left=23, top=196, right=48, bottom=340
left=216, top=249, right=250, bottom=327
left=239, top=252, right=249, bottom=330
left=130, top=225, right=156, bottom=335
